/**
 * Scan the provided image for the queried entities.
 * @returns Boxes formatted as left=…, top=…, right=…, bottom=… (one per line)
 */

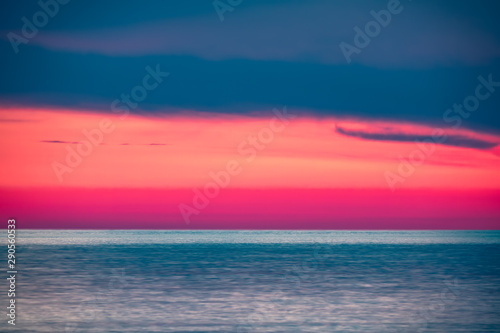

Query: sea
left=3, top=230, right=500, bottom=332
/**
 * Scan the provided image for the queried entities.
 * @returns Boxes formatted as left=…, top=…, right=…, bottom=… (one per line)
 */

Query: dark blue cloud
left=3, top=0, right=500, bottom=66
left=1, top=0, right=500, bottom=134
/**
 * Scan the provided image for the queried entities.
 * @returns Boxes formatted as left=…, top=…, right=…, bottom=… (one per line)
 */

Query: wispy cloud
left=42, top=140, right=169, bottom=146
left=41, top=140, right=80, bottom=144
left=335, top=125, right=499, bottom=150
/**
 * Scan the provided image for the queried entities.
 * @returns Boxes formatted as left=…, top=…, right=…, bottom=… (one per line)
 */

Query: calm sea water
left=3, top=230, right=500, bottom=332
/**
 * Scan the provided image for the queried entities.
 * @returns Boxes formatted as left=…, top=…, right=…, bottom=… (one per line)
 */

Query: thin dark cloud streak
left=41, top=140, right=80, bottom=144
left=41, top=140, right=169, bottom=146
left=335, top=126, right=498, bottom=150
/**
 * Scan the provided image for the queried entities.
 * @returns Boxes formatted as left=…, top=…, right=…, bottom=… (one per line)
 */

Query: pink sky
left=1, top=108, right=499, bottom=229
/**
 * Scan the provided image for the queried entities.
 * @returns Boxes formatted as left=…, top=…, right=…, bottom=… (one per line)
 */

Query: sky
left=0, top=0, right=499, bottom=229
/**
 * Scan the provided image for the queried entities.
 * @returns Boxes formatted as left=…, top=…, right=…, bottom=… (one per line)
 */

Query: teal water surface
left=3, top=230, right=500, bottom=332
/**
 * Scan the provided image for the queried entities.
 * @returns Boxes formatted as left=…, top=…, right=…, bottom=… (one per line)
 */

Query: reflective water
left=4, top=230, right=500, bottom=332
